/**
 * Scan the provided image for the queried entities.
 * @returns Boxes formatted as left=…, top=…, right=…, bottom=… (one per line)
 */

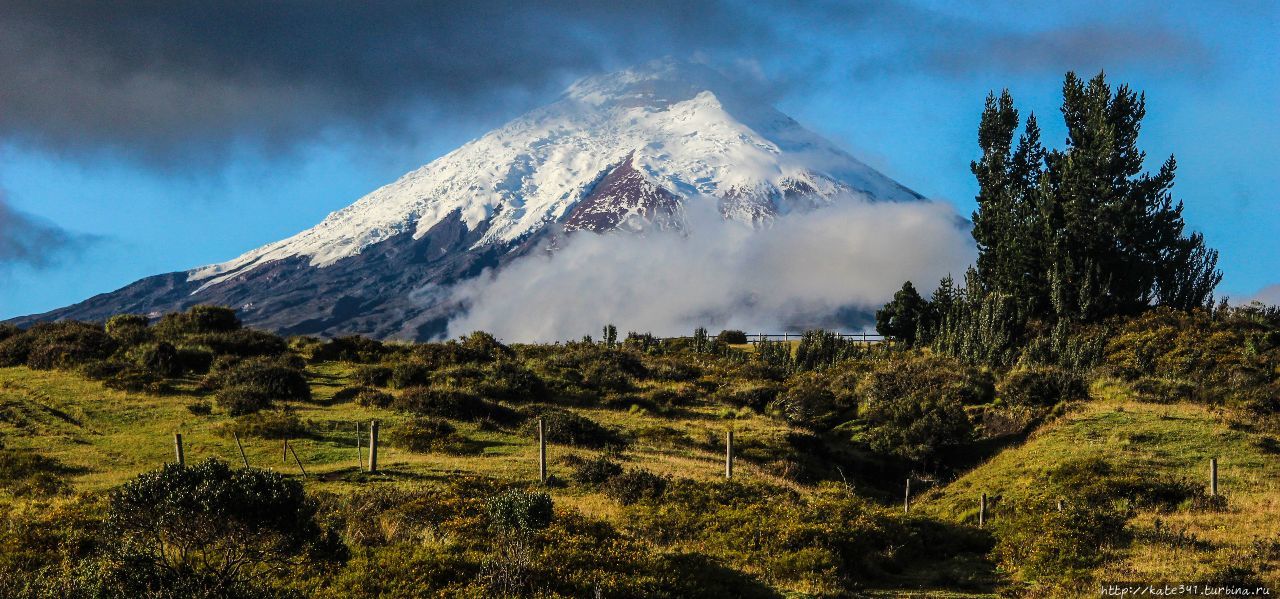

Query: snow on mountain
left=188, top=58, right=920, bottom=289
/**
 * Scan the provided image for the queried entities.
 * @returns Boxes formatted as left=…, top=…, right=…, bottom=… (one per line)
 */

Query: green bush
left=354, top=364, right=393, bottom=387
left=222, top=410, right=307, bottom=439
left=999, top=366, right=1090, bottom=407
left=388, top=360, right=433, bottom=389
left=205, top=358, right=311, bottom=403
left=216, top=385, right=274, bottom=416
left=567, top=454, right=623, bottom=486
left=79, top=359, right=130, bottom=381
left=486, top=488, right=553, bottom=532
left=770, top=372, right=845, bottom=428
left=310, top=335, right=386, bottom=363
left=175, top=347, right=215, bottom=374
left=132, top=341, right=181, bottom=377
left=517, top=406, right=623, bottom=449
left=332, top=385, right=394, bottom=408
left=1130, top=376, right=1200, bottom=404
left=716, top=330, right=749, bottom=345
left=185, top=329, right=287, bottom=357
left=392, top=386, right=500, bottom=421
left=793, top=329, right=858, bottom=371
left=104, top=313, right=151, bottom=345
left=646, top=357, right=701, bottom=382
left=604, top=468, right=668, bottom=505
left=711, top=381, right=781, bottom=411
left=386, top=417, right=478, bottom=455
left=475, top=360, right=547, bottom=403
left=153, top=305, right=241, bottom=338
left=3, top=321, right=118, bottom=370
left=106, top=459, right=343, bottom=596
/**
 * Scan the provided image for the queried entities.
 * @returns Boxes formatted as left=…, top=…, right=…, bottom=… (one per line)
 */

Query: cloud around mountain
left=446, top=199, right=974, bottom=341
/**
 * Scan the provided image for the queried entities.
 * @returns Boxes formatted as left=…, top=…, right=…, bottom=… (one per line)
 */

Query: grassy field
left=919, top=379, right=1280, bottom=586
left=4, top=359, right=1276, bottom=596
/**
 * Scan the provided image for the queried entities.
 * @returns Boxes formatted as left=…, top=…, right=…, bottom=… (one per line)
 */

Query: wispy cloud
left=0, top=191, right=98, bottom=271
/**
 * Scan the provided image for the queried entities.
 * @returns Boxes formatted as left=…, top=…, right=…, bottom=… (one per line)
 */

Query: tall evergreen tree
left=969, top=71, right=1220, bottom=325
left=876, top=281, right=927, bottom=347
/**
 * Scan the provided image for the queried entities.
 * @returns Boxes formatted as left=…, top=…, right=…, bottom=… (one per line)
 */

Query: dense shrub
left=332, top=385, right=394, bottom=408
left=859, top=358, right=980, bottom=468
left=175, top=346, right=215, bottom=374
left=793, top=329, right=859, bottom=371
left=3, top=321, right=118, bottom=370
left=475, top=360, right=547, bottom=403
left=387, top=417, right=478, bottom=455
left=153, top=305, right=241, bottom=338
left=517, top=406, right=623, bottom=449
left=393, top=387, right=499, bottom=421
left=216, top=385, right=274, bottom=416
left=354, top=364, right=393, bottom=387
left=711, top=381, right=781, bottom=412
left=716, top=330, right=749, bottom=345
left=388, top=361, right=433, bottom=389
left=104, top=313, right=151, bottom=345
left=999, top=366, right=1090, bottom=407
left=992, top=494, right=1127, bottom=584
left=106, top=459, right=343, bottom=596
left=770, top=372, right=846, bottom=428
left=646, top=357, right=701, bottom=382
left=486, top=488, right=553, bottom=532
left=223, top=410, right=307, bottom=440
left=132, top=341, right=181, bottom=377
left=604, top=468, right=668, bottom=505
left=310, top=335, right=386, bottom=363
left=1131, top=376, right=1198, bottom=404
left=205, top=358, right=311, bottom=403
left=79, top=359, right=130, bottom=380
left=185, top=329, right=288, bottom=357
left=566, top=454, right=623, bottom=486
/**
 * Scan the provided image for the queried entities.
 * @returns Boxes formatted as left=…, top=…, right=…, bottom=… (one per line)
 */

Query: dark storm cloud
left=0, top=0, right=769, bottom=163
left=0, top=193, right=97, bottom=270
left=0, top=1, right=1213, bottom=164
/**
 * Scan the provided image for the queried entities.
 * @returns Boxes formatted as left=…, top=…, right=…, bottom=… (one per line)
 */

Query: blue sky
left=1, top=0, right=1276, bottom=318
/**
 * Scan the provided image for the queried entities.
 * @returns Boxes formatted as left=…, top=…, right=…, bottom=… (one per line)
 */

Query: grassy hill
left=0, top=308, right=1277, bottom=597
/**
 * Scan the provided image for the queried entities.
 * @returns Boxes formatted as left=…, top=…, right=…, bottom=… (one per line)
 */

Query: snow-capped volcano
left=14, top=59, right=924, bottom=339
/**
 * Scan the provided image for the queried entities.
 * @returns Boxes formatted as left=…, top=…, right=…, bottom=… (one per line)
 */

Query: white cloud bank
left=445, top=200, right=975, bottom=342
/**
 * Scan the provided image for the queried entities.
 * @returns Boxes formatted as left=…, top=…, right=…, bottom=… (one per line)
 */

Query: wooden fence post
left=173, top=433, right=185, bottom=466
left=1210, top=457, right=1218, bottom=496
left=904, top=478, right=911, bottom=513
left=369, top=420, right=379, bottom=473
left=289, top=443, right=308, bottom=479
left=538, top=418, right=547, bottom=483
left=725, top=429, right=734, bottom=479
left=233, top=432, right=249, bottom=468
left=283, top=438, right=289, bottom=464
left=979, top=492, right=986, bottom=527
